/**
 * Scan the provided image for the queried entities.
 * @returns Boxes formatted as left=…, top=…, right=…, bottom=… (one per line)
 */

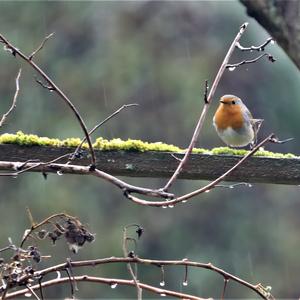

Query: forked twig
left=226, top=53, right=276, bottom=69
left=29, top=33, right=54, bottom=61
left=236, top=38, right=274, bottom=52
left=69, top=103, right=138, bottom=162
left=0, top=69, right=22, bottom=127
left=0, top=153, right=72, bottom=178
left=0, top=33, right=96, bottom=166
left=0, top=160, right=175, bottom=199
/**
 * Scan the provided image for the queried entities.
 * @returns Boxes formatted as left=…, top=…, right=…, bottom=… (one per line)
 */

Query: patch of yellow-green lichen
left=210, top=146, right=297, bottom=159
left=93, top=137, right=182, bottom=152
left=0, top=131, right=297, bottom=159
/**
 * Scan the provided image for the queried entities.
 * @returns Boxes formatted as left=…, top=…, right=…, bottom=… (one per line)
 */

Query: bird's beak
left=219, top=100, right=226, bottom=104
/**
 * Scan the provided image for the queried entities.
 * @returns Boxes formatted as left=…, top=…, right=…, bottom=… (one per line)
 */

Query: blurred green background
left=0, top=1, right=300, bottom=298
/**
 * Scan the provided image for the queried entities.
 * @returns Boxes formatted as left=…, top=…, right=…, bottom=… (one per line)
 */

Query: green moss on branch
left=0, top=131, right=297, bottom=159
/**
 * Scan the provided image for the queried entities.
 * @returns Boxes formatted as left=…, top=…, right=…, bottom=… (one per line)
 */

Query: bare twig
left=25, top=284, right=41, bottom=300
left=236, top=37, right=274, bottom=52
left=14, top=256, right=274, bottom=300
left=226, top=53, right=276, bottom=69
left=162, top=22, right=249, bottom=192
left=269, top=136, right=294, bottom=144
left=0, top=161, right=174, bottom=199
left=215, top=182, right=252, bottom=189
left=29, top=33, right=54, bottom=61
left=0, top=69, right=21, bottom=127
left=5, top=276, right=207, bottom=300
left=123, top=225, right=142, bottom=300
left=69, top=103, right=139, bottom=162
left=0, top=152, right=72, bottom=178
left=38, top=278, right=44, bottom=300
left=221, top=279, right=229, bottom=300
left=35, top=78, right=55, bottom=91
left=0, top=246, right=12, bottom=253
left=0, top=33, right=96, bottom=166
left=65, top=266, right=76, bottom=297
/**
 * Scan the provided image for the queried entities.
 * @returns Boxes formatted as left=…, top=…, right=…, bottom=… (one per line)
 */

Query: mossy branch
left=0, top=132, right=298, bottom=185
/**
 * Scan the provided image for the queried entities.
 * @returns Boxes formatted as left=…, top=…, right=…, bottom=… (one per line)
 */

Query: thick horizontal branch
left=0, top=144, right=299, bottom=185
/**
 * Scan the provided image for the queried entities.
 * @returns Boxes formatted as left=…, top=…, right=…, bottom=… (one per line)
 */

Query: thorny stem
left=0, top=33, right=96, bottom=166
left=162, top=22, right=249, bottom=191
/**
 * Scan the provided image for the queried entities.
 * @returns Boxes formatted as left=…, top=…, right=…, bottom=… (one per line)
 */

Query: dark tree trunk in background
left=241, top=0, right=300, bottom=70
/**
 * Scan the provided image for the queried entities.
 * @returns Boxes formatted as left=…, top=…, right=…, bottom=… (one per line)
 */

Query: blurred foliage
left=0, top=1, right=300, bottom=298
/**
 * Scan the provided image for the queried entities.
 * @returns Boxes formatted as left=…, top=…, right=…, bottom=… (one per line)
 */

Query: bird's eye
left=231, top=100, right=236, bottom=105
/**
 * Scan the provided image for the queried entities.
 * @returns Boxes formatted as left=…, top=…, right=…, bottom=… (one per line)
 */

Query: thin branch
left=29, top=33, right=54, bottom=61
left=0, top=246, right=13, bottom=253
left=236, top=37, right=274, bottom=52
left=162, top=22, right=249, bottom=192
left=35, top=78, right=55, bottom=91
left=226, top=53, right=276, bottom=69
left=69, top=103, right=139, bottom=162
left=269, top=136, right=294, bottom=144
left=221, top=279, right=229, bottom=300
left=14, top=256, right=274, bottom=300
left=0, top=152, right=72, bottom=178
left=215, top=182, right=252, bottom=189
left=0, top=69, right=21, bottom=127
left=25, top=284, right=41, bottom=300
left=0, top=161, right=174, bottom=199
left=0, top=33, right=96, bottom=166
left=5, top=276, right=208, bottom=300
left=65, top=267, right=76, bottom=297
left=38, top=278, right=44, bottom=300
left=123, top=226, right=142, bottom=300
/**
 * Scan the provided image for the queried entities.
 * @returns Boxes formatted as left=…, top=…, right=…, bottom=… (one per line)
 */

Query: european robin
left=213, top=95, right=263, bottom=148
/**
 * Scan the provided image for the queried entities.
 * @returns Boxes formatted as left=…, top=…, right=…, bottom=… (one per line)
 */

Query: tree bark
left=240, top=0, right=300, bottom=70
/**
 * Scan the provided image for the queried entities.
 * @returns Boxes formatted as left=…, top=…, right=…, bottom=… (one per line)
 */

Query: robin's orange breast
left=214, top=105, right=244, bottom=130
